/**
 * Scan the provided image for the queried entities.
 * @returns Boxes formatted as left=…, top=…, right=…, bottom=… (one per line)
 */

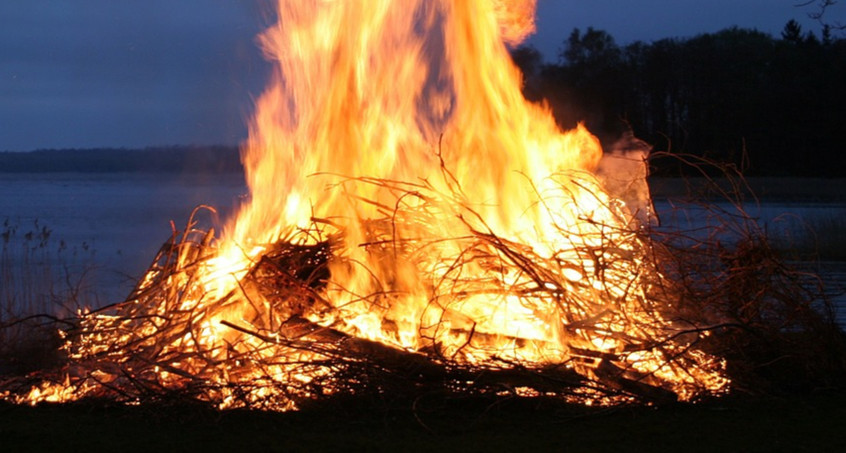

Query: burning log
left=219, top=316, right=447, bottom=382
left=221, top=312, right=680, bottom=405
left=216, top=231, right=684, bottom=404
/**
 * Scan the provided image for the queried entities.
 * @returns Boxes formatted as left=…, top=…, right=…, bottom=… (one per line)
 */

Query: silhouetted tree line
left=515, top=21, right=846, bottom=176
left=0, top=145, right=243, bottom=174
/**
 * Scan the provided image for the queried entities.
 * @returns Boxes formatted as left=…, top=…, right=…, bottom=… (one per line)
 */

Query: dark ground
left=2, top=391, right=845, bottom=452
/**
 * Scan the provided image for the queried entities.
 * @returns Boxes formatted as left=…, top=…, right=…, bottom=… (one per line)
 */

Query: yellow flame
left=9, top=0, right=730, bottom=409
left=213, top=0, right=608, bottom=356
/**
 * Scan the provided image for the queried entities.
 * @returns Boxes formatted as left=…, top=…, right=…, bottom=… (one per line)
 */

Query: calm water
left=654, top=199, right=846, bottom=239
left=1, top=173, right=843, bottom=324
left=1, top=172, right=247, bottom=302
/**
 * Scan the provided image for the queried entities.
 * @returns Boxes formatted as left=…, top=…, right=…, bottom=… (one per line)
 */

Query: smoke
left=596, top=133, right=656, bottom=226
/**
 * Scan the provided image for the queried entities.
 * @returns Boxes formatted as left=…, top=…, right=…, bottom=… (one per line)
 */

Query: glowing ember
left=4, top=0, right=729, bottom=409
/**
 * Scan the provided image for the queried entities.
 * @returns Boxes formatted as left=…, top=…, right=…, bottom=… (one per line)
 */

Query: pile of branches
left=2, top=169, right=844, bottom=410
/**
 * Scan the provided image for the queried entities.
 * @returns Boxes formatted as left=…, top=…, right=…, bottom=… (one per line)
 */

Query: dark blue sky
left=1, top=1, right=840, bottom=151
left=0, top=0, right=269, bottom=151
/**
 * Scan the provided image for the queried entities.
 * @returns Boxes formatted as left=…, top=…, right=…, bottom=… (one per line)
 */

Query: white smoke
left=596, top=133, right=656, bottom=226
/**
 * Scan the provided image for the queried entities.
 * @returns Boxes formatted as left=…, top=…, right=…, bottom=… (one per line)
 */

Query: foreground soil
left=2, top=391, right=845, bottom=452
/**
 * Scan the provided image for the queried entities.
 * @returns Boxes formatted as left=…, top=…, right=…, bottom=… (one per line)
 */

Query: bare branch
left=796, top=0, right=845, bottom=31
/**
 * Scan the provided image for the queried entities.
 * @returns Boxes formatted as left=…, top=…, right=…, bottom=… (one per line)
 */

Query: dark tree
left=782, top=19, right=805, bottom=42
left=560, top=27, right=621, bottom=69
left=527, top=25, right=846, bottom=176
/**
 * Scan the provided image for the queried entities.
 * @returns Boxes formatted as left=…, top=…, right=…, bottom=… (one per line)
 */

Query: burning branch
left=2, top=171, right=744, bottom=409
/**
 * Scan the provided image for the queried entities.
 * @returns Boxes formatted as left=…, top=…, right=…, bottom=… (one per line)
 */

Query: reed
left=769, top=211, right=846, bottom=262
left=0, top=219, right=96, bottom=375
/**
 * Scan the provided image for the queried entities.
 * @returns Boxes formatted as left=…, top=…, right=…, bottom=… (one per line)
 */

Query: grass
left=1, top=392, right=844, bottom=452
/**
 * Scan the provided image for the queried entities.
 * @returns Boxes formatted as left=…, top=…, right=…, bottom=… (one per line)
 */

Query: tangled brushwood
left=2, top=167, right=842, bottom=411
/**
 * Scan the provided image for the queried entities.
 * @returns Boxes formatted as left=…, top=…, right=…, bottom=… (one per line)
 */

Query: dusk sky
left=1, top=0, right=841, bottom=152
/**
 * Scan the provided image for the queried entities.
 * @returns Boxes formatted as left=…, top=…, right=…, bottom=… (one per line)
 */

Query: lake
left=1, top=172, right=247, bottom=304
left=1, top=172, right=843, bottom=324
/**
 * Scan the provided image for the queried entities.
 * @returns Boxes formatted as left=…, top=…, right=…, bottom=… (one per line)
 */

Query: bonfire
left=3, top=0, right=841, bottom=411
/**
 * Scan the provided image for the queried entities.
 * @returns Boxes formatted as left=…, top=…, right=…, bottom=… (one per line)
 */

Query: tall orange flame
left=222, top=0, right=609, bottom=349
left=234, top=0, right=601, bottom=242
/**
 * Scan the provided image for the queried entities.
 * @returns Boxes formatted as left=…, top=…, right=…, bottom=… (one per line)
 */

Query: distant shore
left=4, top=147, right=844, bottom=204
left=650, top=176, right=846, bottom=203
left=0, top=146, right=243, bottom=174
